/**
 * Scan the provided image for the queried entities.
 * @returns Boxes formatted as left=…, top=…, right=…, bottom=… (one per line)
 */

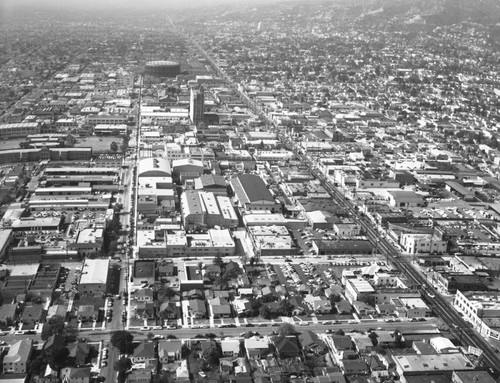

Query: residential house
left=305, top=295, right=332, bottom=314
left=209, top=296, right=232, bottom=318
left=290, top=296, right=307, bottom=315
left=325, top=336, right=354, bottom=362
left=158, top=340, right=182, bottom=364
left=375, top=303, right=396, bottom=316
left=220, top=356, right=250, bottom=378
left=43, top=335, right=65, bottom=355
left=335, top=299, right=353, bottom=315
left=244, top=337, right=269, bottom=359
left=0, top=303, right=17, bottom=326
left=189, top=299, right=207, bottom=318
left=233, top=298, right=251, bottom=316
left=274, top=336, right=301, bottom=359
left=20, top=304, right=43, bottom=325
left=312, top=371, right=346, bottom=383
left=158, top=262, right=175, bottom=279
left=135, top=288, right=154, bottom=302
left=221, top=339, right=240, bottom=357
left=3, top=339, right=32, bottom=374
left=60, top=367, right=91, bottom=383
left=176, top=360, right=190, bottom=382
left=158, top=301, right=180, bottom=320
left=185, top=289, right=204, bottom=300
left=76, top=305, right=97, bottom=322
left=341, top=359, right=369, bottom=376
left=127, top=370, right=152, bottom=383
left=136, top=301, right=155, bottom=320
left=67, top=341, right=90, bottom=366
left=46, top=304, right=67, bottom=320
left=132, top=341, right=156, bottom=364
left=352, top=301, right=376, bottom=316
left=299, top=331, right=327, bottom=355
left=205, top=265, right=221, bottom=278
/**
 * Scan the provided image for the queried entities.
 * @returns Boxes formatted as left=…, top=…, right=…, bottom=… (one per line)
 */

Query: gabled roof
left=275, top=336, right=300, bottom=356
left=133, top=341, right=155, bottom=358
left=158, top=340, right=182, bottom=358
left=231, top=174, right=274, bottom=203
left=4, top=339, right=32, bottom=365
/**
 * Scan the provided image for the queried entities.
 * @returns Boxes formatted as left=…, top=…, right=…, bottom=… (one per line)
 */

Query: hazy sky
left=1, top=0, right=292, bottom=11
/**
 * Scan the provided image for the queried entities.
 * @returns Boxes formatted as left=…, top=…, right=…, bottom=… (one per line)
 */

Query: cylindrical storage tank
left=145, top=60, right=181, bottom=78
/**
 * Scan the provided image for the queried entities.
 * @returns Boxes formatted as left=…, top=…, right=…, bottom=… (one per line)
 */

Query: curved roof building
left=138, top=157, right=171, bottom=178
left=145, top=61, right=181, bottom=78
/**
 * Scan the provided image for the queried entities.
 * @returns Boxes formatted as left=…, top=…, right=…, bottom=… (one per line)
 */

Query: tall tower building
left=190, top=86, right=205, bottom=124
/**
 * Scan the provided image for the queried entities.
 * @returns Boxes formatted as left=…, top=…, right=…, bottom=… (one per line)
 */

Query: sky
left=1, top=0, right=296, bottom=11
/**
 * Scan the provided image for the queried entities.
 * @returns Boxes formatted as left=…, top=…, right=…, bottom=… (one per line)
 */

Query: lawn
left=74, top=136, right=123, bottom=153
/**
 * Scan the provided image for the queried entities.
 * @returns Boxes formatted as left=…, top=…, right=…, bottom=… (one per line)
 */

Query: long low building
left=0, top=122, right=40, bottom=138
left=181, top=190, right=238, bottom=230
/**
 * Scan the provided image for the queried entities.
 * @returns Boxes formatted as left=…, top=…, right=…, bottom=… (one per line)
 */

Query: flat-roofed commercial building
left=44, top=167, right=118, bottom=177
left=345, top=278, right=375, bottom=304
left=11, top=217, right=62, bottom=232
left=394, top=354, right=472, bottom=383
left=34, top=186, right=92, bottom=196
left=78, top=259, right=109, bottom=295
left=94, top=124, right=128, bottom=135
left=86, top=114, right=128, bottom=126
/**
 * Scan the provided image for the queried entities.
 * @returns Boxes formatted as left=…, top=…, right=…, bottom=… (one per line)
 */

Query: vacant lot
left=75, top=136, right=122, bottom=153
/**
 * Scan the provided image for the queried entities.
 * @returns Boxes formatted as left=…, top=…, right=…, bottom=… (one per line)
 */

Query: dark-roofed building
left=68, top=340, right=90, bottom=366
left=194, top=174, right=227, bottom=195
left=299, top=331, right=327, bottom=354
left=0, top=303, right=17, bottom=326
left=230, top=174, right=280, bottom=212
left=274, top=336, right=301, bottom=359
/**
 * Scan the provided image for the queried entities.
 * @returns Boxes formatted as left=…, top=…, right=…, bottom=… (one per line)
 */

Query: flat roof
left=394, top=354, right=472, bottom=372
left=80, top=259, right=109, bottom=285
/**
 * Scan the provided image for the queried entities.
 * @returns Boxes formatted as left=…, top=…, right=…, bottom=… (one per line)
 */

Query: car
left=299, top=322, right=309, bottom=326
left=427, top=292, right=435, bottom=298
left=199, top=372, right=207, bottom=377
left=140, top=327, right=150, bottom=331
left=245, top=323, right=254, bottom=327
left=14, top=331, right=23, bottom=335
left=102, top=361, right=108, bottom=367
left=323, top=321, right=332, bottom=325
left=258, top=323, right=267, bottom=327
left=107, top=317, right=112, bottom=322
left=102, top=354, right=108, bottom=360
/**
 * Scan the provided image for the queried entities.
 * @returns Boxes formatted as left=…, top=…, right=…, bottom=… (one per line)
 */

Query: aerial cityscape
left=0, top=0, right=500, bottom=382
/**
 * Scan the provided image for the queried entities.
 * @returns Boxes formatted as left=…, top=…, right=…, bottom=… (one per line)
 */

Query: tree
left=48, top=347, right=69, bottom=370
left=41, top=316, right=66, bottom=341
left=259, top=305, right=272, bottom=320
left=201, top=341, right=222, bottom=366
left=393, top=329, right=404, bottom=348
left=368, top=331, right=378, bottom=346
left=114, top=357, right=132, bottom=373
left=213, top=254, right=224, bottom=268
left=110, top=141, right=119, bottom=152
left=110, top=331, right=134, bottom=354
left=278, top=323, right=297, bottom=337
left=278, top=300, right=294, bottom=317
